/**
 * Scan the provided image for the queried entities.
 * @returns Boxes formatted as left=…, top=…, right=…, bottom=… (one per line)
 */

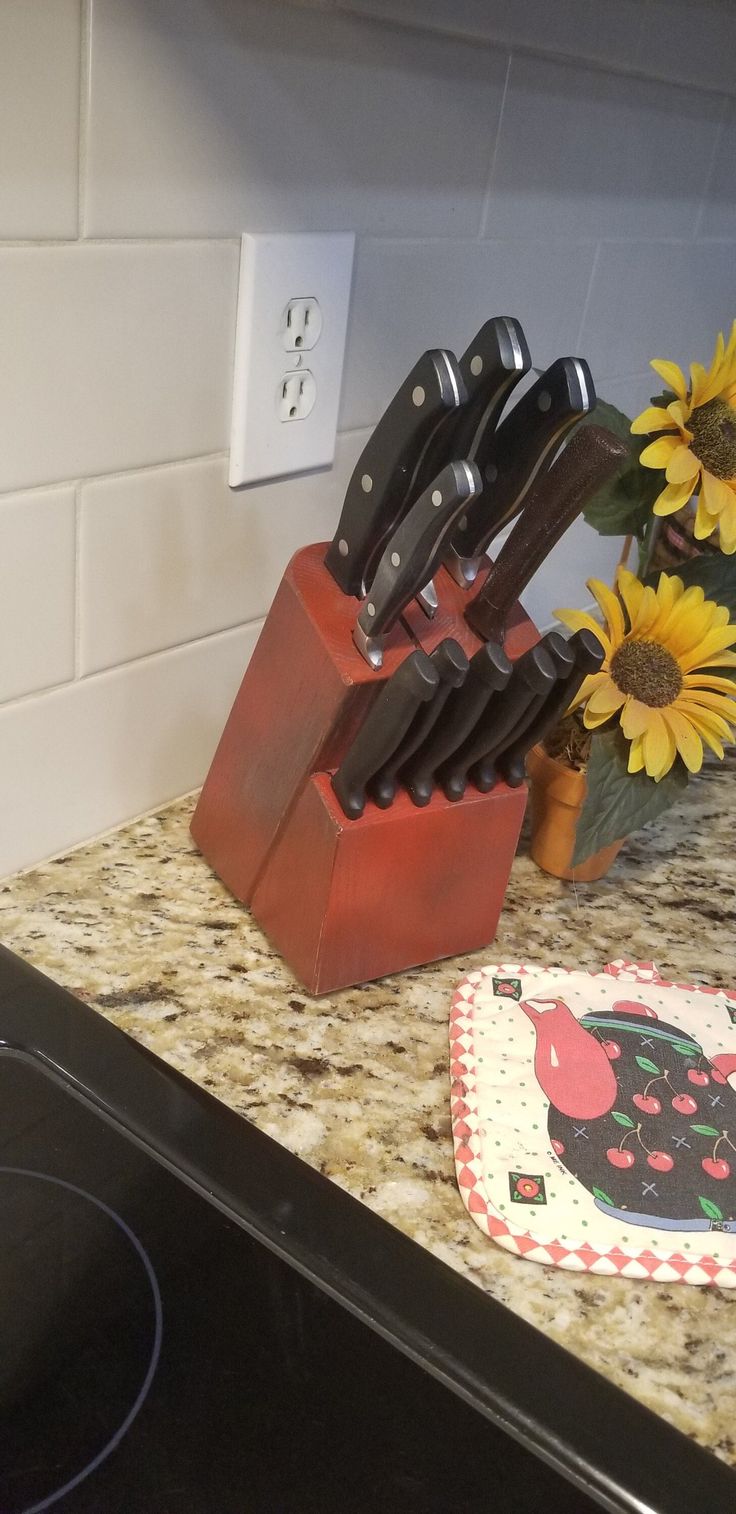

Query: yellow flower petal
left=620, top=698, right=652, bottom=740
left=718, top=513, right=736, bottom=555
left=642, top=709, right=676, bottom=780
left=685, top=689, right=736, bottom=720
left=639, top=435, right=681, bottom=470
left=567, top=671, right=607, bottom=713
left=630, top=406, right=678, bottom=436
left=616, top=567, right=644, bottom=629
left=661, top=708, right=703, bottom=773
left=667, top=400, right=693, bottom=435
left=680, top=625, right=736, bottom=672
left=627, top=734, right=646, bottom=773
left=554, top=608, right=611, bottom=655
left=586, top=676, right=626, bottom=718
left=694, top=494, right=717, bottom=540
left=689, top=360, right=711, bottom=409
left=665, top=444, right=701, bottom=485
left=588, top=577, right=625, bottom=644
left=652, top=480, right=696, bottom=517
left=700, top=470, right=736, bottom=517
left=683, top=673, right=736, bottom=695
left=650, top=358, right=687, bottom=402
left=628, top=583, right=660, bottom=637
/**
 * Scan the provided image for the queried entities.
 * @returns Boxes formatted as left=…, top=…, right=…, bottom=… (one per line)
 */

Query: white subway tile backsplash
left=637, top=0, right=736, bottom=96
left=0, top=487, right=76, bottom=703
left=340, top=237, right=597, bottom=430
left=79, top=432, right=368, bottom=674
left=0, top=624, right=259, bottom=880
left=699, top=103, right=736, bottom=239
left=0, top=243, right=238, bottom=494
left=520, top=516, right=625, bottom=631
left=484, top=54, right=723, bottom=243
left=579, top=240, right=736, bottom=383
left=85, top=0, right=506, bottom=239
left=0, top=0, right=81, bottom=238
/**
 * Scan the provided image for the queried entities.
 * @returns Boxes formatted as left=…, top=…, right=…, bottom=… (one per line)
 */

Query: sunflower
left=555, top=567, right=736, bottom=781
left=631, top=321, right=736, bottom=553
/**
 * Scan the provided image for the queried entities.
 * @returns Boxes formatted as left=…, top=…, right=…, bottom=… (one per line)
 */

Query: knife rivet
left=432, top=490, right=442, bottom=507
left=412, top=386, right=425, bottom=407
left=338, top=538, right=349, bottom=557
left=470, top=355, right=483, bottom=377
left=367, top=602, right=376, bottom=617
left=485, top=463, right=498, bottom=485
left=391, top=551, right=401, bottom=567
left=361, top=473, right=373, bottom=493
left=538, top=390, right=552, bottom=413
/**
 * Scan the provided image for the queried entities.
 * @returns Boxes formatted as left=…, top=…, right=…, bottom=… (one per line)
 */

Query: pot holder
left=450, top=959, right=736, bottom=1285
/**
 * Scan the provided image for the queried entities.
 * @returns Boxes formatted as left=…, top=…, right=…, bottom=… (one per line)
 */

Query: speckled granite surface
left=1, top=755, right=736, bottom=1468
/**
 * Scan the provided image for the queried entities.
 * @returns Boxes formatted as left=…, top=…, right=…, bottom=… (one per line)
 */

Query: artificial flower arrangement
left=529, top=323, right=736, bottom=878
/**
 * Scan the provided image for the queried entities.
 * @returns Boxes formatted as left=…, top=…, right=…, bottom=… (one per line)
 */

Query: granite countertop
left=2, top=755, right=736, bottom=1469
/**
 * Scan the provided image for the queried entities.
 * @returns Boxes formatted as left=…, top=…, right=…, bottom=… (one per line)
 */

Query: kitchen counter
left=2, top=756, right=735, bottom=1469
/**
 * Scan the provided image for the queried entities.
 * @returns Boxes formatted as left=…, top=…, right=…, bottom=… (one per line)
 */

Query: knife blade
left=368, top=638, right=468, bottom=810
left=402, top=639, right=512, bottom=808
left=439, top=643, right=555, bottom=802
left=473, top=631, right=573, bottom=793
left=353, top=460, right=480, bottom=670
left=330, top=649, right=438, bottom=820
left=446, top=357, right=595, bottom=588
left=324, top=350, right=465, bottom=598
left=497, top=628, right=605, bottom=788
left=465, top=422, right=630, bottom=643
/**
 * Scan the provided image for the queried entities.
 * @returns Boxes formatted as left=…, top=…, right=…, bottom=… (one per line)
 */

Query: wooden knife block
left=191, top=541, right=537, bottom=994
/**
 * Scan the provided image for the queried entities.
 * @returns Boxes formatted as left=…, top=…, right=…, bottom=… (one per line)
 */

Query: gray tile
left=698, top=103, right=736, bottom=239
left=637, top=0, right=736, bottom=95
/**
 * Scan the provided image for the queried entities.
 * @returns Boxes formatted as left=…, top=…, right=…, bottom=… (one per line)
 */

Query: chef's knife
left=402, top=639, right=512, bottom=808
left=446, top=357, right=595, bottom=588
left=368, top=638, right=468, bottom=810
left=353, top=460, right=480, bottom=670
left=465, top=423, right=629, bottom=643
left=324, top=350, right=465, bottom=598
left=497, top=628, right=605, bottom=788
left=473, top=631, right=573, bottom=793
left=439, top=644, right=555, bottom=802
left=330, top=649, right=438, bottom=820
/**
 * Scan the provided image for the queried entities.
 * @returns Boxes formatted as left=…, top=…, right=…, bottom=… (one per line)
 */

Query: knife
left=465, top=423, right=630, bottom=643
left=497, top=628, right=605, bottom=789
left=353, top=460, right=481, bottom=670
left=330, top=650, right=438, bottom=820
left=446, top=357, right=595, bottom=588
left=402, top=640, right=512, bottom=808
left=368, top=639, right=468, bottom=810
left=439, top=643, right=555, bottom=802
left=473, top=631, right=574, bottom=793
left=324, top=350, right=465, bottom=598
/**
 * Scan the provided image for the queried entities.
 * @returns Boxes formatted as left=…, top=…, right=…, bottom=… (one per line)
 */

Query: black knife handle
left=465, top=422, right=629, bottom=643
left=324, top=350, right=465, bottom=598
left=473, top=632, right=573, bottom=792
left=410, top=317, right=531, bottom=501
left=402, top=640, right=512, bottom=808
left=440, top=644, right=555, bottom=802
left=330, top=650, right=438, bottom=820
left=353, top=460, right=480, bottom=669
left=369, top=639, right=469, bottom=809
left=497, top=628, right=605, bottom=788
left=447, top=357, right=595, bottom=587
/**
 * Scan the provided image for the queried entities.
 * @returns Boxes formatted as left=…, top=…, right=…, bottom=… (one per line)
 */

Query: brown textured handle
left=465, top=423, right=629, bottom=643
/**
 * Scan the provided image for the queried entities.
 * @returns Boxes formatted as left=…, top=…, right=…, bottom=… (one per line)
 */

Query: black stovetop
left=0, top=943, right=732, bottom=1514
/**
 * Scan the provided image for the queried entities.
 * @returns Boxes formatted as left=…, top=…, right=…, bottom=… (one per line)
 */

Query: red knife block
left=191, top=541, right=537, bottom=993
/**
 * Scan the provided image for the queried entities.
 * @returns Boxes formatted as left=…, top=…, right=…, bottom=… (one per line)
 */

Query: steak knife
left=330, top=650, right=438, bottom=820
left=324, top=350, right=465, bottom=598
left=368, top=638, right=468, bottom=810
left=465, top=423, right=630, bottom=643
left=439, top=644, right=555, bottom=802
left=353, top=460, right=480, bottom=669
left=497, top=628, right=605, bottom=788
left=446, top=357, right=595, bottom=588
left=473, top=632, right=573, bottom=793
left=402, top=639, right=512, bottom=808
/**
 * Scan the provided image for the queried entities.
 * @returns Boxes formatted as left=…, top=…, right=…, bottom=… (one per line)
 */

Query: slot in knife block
left=191, top=541, right=538, bottom=993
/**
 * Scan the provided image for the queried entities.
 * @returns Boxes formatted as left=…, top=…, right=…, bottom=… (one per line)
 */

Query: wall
left=0, top=0, right=734, bottom=877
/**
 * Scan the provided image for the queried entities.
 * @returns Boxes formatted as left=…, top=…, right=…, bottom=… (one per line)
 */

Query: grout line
left=692, top=94, right=729, bottom=242
left=73, top=484, right=82, bottom=679
left=0, top=237, right=242, bottom=250
left=573, top=240, right=602, bottom=352
left=0, top=451, right=228, bottom=504
left=478, top=49, right=512, bottom=240
left=77, top=0, right=92, bottom=239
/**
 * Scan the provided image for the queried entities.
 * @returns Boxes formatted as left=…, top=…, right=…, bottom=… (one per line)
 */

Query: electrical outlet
left=229, top=233, right=354, bottom=487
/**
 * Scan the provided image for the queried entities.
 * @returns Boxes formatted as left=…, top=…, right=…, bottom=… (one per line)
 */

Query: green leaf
left=690, top=1124, right=720, bottom=1137
left=572, top=726, right=689, bottom=866
left=635, top=1056, right=660, bottom=1074
left=699, top=1196, right=724, bottom=1222
left=611, top=1111, right=635, bottom=1128
left=673, top=1043, right=699, bottom=1058
left=592, top=1186, right=615, bottom=1206
left=645, top=552, right=736, bottom=622
left=576, top=401, right=662, bottom=539
left=648, top=388, right=677, bottom=411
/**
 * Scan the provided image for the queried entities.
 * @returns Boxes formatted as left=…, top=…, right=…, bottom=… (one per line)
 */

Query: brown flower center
left=689, top=397, right=736, bottom=480
left=610, top=640, right=682, bottom=707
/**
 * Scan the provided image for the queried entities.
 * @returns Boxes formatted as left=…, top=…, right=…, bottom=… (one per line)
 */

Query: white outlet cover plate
left=229, top=232, right=355, bottom=487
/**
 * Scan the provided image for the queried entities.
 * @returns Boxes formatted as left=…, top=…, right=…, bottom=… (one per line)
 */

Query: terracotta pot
left=526, top=744, right=625, bottom=882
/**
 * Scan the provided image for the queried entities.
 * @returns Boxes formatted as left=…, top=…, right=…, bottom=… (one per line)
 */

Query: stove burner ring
left=0, top=1167, right=163, bottom=1514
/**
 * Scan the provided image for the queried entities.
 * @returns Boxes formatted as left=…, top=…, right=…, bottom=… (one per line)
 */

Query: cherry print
left=603, top=1041, right=621, bottom=1060
left=688, top=1069, right=710, bottom=1087
left=647, top=1151, right=674, bottom=1172
left=702, top=1157, right=731, bottom=1180
left=607, top=1148, right=635, bottom=1169
left=672, top=1093, right=698, bottom=1115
